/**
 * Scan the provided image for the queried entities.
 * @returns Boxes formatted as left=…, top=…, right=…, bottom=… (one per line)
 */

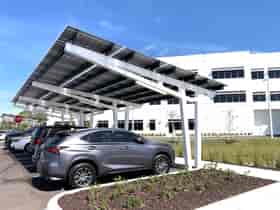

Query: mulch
left=59, top=169, right=274, bottom=210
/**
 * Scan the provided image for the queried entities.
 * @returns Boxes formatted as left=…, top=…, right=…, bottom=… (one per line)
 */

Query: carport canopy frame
left=13, top=26, right=225, bottom=168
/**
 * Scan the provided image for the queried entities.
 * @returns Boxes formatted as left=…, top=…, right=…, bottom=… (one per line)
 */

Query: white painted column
left=61, top=110, right=65, bottom=122
left=90, top=112, right=94, bottom=128
left=112, top=103, right=118, bottom=128
left=265, top=69, right=274, bottom=138
left=131, top=109, right=134, bottom=131
left=194, top=96, right=202, bottom=168
left=179, top=88, right=192, bottom=168
left=79, top=111, right=85, bottom=127
left=125, top=107, right=129, bottom=130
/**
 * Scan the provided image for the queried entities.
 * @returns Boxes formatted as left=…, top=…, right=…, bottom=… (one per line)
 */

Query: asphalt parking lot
left=0, top=141, right=62, bottom=210
left=0, top=140, right=172, bottom=210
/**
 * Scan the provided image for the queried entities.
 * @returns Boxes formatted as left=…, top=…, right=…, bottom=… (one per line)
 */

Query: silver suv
left=37, top=128, right=175, bottom=188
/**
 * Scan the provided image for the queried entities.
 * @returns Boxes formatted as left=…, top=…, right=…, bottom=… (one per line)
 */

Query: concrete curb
left=45, top=170, right=183, bottom=210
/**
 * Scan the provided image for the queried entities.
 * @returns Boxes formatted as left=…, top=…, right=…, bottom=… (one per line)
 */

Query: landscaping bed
left=59, top=169, right=274, bottom=210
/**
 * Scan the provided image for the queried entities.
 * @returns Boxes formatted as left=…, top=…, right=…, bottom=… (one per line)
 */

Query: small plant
left=223, top=169, right=235, bottom=182
left=110, top=189, right=120, bottom=200
left=159, top=190, right=176, bottom=200
left=122, top=196, right=144, bottom=209
left=193, top=182, right=206, bottom=192
left=113, top=175, right=123, bottom=182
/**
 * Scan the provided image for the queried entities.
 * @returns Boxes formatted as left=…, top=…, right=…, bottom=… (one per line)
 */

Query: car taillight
left=47, top=147, right=60, bottom=154
left=34, top=138, right=42, bottom=145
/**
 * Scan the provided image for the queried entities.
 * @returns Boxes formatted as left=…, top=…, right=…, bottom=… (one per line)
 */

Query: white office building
left=49, top=51, right=280, bottom=137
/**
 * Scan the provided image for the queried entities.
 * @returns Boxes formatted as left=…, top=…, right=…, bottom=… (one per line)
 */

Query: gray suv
left=37, top=128, right=175, bottom=188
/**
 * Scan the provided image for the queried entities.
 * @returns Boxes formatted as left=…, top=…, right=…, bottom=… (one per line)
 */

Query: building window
left=117, top=120, right=125, bottom=128
left=149, top=120, right=156, bottom=131
left=268, top=68, right=280, bottom=78
left=128, top=120, right=143, bottom=131
left=149, top=100, right=161, bottom=105
left=167, top=98, right=179, bottom=104
left=253, top=92, right=266, bottom=102
left=271, top=92, right=280, bottom=101
left=251, top=71, right=264, bottom=80
left=97, top=120, right=109, bottom=128
left=212, top=68, right=244, bottom=79
left=214, top=92, right=246, bottom=103
left=134, top=120, right=143, bottom=131
left=168, top=119, right=194, bottom=133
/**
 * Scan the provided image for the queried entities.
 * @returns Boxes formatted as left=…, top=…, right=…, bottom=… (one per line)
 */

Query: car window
left=32, top=127, right=41, bottom=139
left=111, top=131, right=138, bottom=143
left=82, top=131, right=112, bottom=143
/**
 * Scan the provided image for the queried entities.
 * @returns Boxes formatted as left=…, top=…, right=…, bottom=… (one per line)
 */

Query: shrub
left=122, top=196, right=144, bottom=209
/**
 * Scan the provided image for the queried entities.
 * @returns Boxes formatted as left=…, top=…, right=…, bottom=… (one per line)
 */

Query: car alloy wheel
left=69, top=163, right=96, bottom=188
left=153, top=154, right=170, bottom=174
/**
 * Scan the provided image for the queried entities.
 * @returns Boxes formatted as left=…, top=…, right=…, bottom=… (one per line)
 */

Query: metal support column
left=112, top=103, right=118, bottom=128
left=125, top=107, right=129, bottom=130
left=194, top=96, right=202, bottom=168
left=61, top=110, right=65, bottom=122
left=265, top=70, right=274, bottom=138
left=79, top=111, right=85, bottom=127
left=90, top=112, right=94, bottom=128
left=179, top=88, right=192, bottom=168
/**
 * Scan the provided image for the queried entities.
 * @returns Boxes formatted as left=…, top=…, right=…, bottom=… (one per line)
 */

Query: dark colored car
left=31, top=125, right=86, bottom=162
left=37, top=128, right=175, bottom=188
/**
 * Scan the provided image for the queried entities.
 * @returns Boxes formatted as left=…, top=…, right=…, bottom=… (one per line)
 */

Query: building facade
left=49, top=51, right=280, bottom=136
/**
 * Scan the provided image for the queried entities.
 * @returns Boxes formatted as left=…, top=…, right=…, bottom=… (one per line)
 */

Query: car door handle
left=88, top=146, right=96, bottom=150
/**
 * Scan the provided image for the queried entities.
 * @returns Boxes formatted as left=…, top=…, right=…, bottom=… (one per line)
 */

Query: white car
left=0, top=130, right=9, bottom=140
left=10, top=136, right=32, bottom=152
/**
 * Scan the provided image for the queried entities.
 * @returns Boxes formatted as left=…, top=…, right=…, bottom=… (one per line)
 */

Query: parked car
left=37, top=128, right=175, bottom=188
left=0, top=130, right=10, bottom=140
left=4, top=130, right=25, bottom=149
left=10, top=134, right=32, bottom=152
left=6, top=128, right=34, bottom=151
left=31, top=125, right=86, bottom=163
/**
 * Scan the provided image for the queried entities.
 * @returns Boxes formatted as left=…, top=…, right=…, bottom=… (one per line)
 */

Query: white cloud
left=98, top=20, right=126, bottom=33
left=141, top=40, right=228, bottom=56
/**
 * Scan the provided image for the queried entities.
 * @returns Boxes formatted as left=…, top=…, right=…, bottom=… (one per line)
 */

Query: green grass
left=148, top=136, right=280, bottom=169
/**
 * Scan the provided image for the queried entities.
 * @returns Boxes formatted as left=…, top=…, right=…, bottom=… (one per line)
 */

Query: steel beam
left=34, top=81, right=139, bottom=108
left=65, top=43, right=215, bottom=97
left=40, top=47, right=126, bottom=100
left=18, top=96, right=101, bottom=113
left=32, top=81, right=117, bottom=110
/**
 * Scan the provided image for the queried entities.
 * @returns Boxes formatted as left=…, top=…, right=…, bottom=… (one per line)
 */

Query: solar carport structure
left=13, top=26, right=225, bottom=168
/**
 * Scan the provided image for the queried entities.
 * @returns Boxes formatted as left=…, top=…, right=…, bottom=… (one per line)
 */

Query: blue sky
left=1, top=0, right=280, bottom=114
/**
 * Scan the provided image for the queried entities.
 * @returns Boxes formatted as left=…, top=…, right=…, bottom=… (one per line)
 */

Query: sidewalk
left=175, top=157, right=280, bottom=210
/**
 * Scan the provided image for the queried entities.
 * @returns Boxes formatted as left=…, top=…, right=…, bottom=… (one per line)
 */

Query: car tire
left=24, top=143, right=31, bottom=153
left=68, top=163, right=96, bottom=188
left=152, top=154, right=171, bottom=174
